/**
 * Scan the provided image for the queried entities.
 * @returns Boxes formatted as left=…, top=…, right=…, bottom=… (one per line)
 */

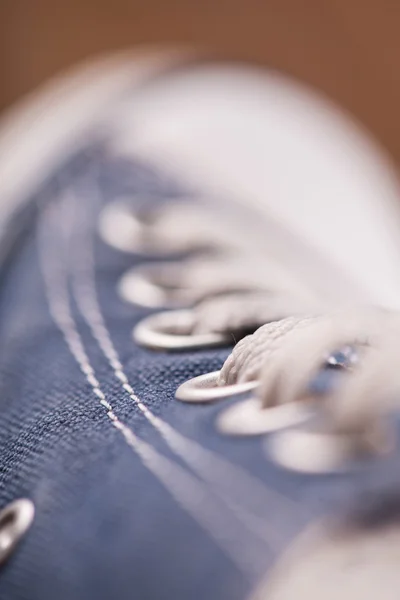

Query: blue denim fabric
left=0, top=143, right=399, bottom=600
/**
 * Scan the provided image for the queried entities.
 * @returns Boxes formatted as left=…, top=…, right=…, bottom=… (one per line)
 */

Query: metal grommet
left=175, top=370, right=257, bottom=403
left=99, top=199, right=214, bottom=256
left=119, top=264, right=189, bottom=309
left=0, top=499, right=35, bottom=564
left=133, top=310, right=233, bottom=351
left=98, top=201, right=144, bottom=253
left=266, top=428, right=357, bottom=473
left=216, top=398, right=312, bottom=436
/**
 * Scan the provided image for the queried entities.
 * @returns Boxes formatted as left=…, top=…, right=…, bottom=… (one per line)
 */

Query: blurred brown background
left=1, top=1, right=400, bottom=162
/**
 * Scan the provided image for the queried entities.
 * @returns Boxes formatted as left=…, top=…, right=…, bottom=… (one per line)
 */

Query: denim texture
left=0, top=143, right=398, bottom=600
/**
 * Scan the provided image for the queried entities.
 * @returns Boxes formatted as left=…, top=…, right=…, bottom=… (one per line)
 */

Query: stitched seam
left=67, top=181, right=306, bottom=549
left=37, top=197, right=272, bottom=579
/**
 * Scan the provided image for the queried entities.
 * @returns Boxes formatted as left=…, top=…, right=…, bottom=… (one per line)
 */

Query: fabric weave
left=0, top=143, right=398, bottom=600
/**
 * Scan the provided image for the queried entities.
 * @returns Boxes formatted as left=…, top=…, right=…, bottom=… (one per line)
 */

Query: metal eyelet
left=216, top=397, right=312, bottom=436
left=98, top=199, right=180, bottom=256
left=265, top=428, right=366, bottom=474
left=0, top=499, right=35, bottom=564
left=119, top=264, right=190, bottom=309
left=98, top=200, right=145, bottom=254
left=99, top=199, right=217, bottom=256
left=175, top=370, right=257, bottom=403
left=133, top=310, right=233, bottom=351
left=265, top=402, right=394, bottom=473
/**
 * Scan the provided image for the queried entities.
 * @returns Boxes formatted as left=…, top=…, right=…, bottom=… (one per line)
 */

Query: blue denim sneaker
left=1, top=50, right=400, bottom=600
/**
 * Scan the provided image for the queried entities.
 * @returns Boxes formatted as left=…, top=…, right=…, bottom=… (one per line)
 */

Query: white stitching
left=37, top=198, right=273, bottom=579
left=67, top=186, right=304, bottom=548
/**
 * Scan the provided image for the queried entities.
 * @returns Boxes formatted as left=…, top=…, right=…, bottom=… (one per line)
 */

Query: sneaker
left=1, top=48, right=400, bottom=600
